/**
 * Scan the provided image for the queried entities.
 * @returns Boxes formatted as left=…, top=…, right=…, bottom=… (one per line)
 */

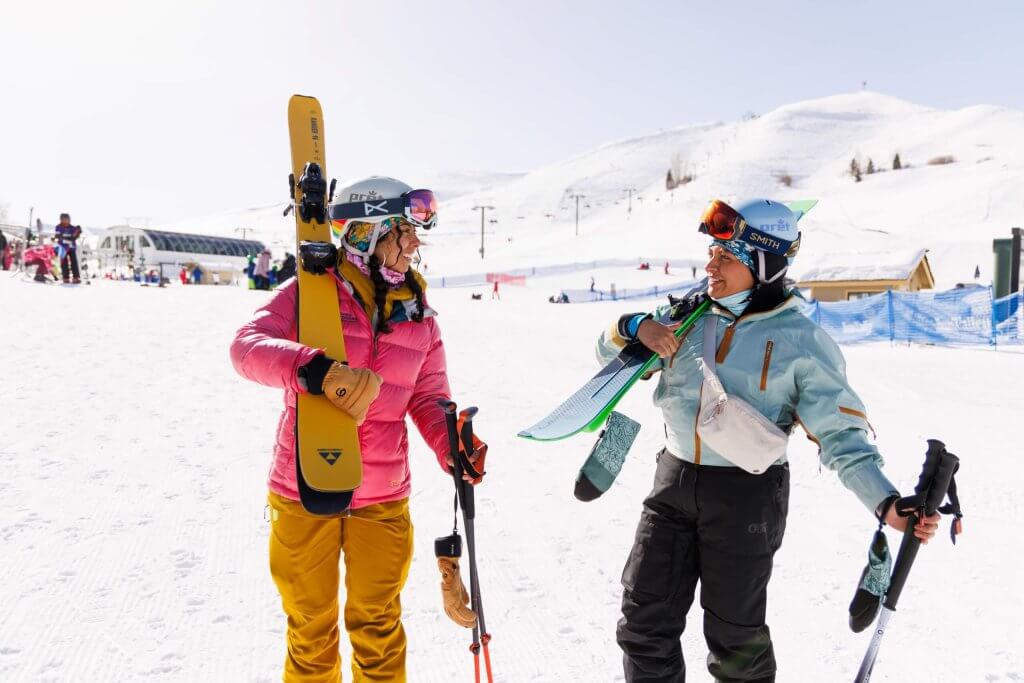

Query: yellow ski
left=288, top=95, right=362, bottom=509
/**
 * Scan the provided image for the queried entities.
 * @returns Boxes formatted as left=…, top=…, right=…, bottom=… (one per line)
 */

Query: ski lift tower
left=569, top=192, right=585, bottom=237
left=472, top=205, right=495, bottom=259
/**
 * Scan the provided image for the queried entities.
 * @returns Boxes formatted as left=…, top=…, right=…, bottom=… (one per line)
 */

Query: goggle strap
left=737, top=224, right=794, bottom=257
left=330, top=197, right=406, bottom=221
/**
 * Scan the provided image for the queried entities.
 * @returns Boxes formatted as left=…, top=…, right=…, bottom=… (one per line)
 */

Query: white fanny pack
left=696, top=316, right=788, bottom=475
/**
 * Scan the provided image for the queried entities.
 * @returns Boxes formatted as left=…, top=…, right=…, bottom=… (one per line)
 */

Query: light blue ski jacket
left=597, top=295, right=898, bottom=513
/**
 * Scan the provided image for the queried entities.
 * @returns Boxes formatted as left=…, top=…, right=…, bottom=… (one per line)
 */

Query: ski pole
left=458, top=407, right=493, bottom=683
left=854, top=440, right=960, bottom=682
left=439, top=401, right=493, bottom=683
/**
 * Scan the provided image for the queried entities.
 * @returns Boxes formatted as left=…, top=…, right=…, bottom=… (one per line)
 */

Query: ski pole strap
left=457, top=409, right=485, bottom=480
left=455, top=446, right=483, bottom=481
left=937, top=461, right=963, bottom=544
left=874, top=494, right=898, bottom=528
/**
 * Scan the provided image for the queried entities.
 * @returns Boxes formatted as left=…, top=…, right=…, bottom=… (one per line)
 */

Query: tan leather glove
left=438, top=557, right=477, bottom=629
left=322, top=362, right=382, bottom=426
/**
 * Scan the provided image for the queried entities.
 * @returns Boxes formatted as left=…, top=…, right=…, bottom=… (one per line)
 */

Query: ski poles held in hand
left=854, top=439, right=963, bottom=682
left=437, top=400, right=494, bottom=683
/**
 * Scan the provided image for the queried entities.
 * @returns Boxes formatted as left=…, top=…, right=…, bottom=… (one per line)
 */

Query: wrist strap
left=875, top=494, right=898, bottom=528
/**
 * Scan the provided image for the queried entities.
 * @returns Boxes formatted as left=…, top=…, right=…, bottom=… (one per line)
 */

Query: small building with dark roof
left=95, top=225, right=265, bottom=283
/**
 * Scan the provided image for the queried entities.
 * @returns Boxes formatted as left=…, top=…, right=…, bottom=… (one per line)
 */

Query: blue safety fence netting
left=561, top=282, right=1023, bottom=347
left=804, top=287, right=1022, bottom=347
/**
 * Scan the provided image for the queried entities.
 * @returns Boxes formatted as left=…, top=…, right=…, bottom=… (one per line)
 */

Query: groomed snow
left=1, top=273, right=1021, bottom=682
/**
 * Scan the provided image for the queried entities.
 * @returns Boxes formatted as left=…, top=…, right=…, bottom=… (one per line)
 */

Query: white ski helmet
left=337, top=175, right=414, bottom=208
left=329, top=176, right=437, bottom=258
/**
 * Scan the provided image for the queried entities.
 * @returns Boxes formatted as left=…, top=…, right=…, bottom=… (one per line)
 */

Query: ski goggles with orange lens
left=698, top=199, right=799, bottom=257
left=329, top=189, right=438, bottom=230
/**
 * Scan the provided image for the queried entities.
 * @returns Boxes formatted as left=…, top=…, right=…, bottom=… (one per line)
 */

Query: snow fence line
left=557, top=283, right=1023, bottom=348
left=424, top=256, right=698, bottom=289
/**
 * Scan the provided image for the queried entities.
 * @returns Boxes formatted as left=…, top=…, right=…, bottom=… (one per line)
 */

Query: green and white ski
left=518, top=200, right=817, bottom=442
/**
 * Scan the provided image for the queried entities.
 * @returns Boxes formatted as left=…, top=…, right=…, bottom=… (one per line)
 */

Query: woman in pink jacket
left=231, top=176, right=485, bottom=682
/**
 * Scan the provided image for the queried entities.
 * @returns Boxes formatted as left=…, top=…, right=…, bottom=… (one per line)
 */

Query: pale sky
left=2, top=0, right=1022, bottom=228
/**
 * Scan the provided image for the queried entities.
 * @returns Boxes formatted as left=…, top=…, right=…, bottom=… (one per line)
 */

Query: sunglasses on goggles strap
left=698, top=199, right=799, bottom=257
left=329, top=189, right=438, bottom=229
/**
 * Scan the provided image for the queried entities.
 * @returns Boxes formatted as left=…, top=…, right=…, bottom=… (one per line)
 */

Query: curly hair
left=365, top=257, right=426, bottom=335
left=366, top=254, right=393, bottom=335
left=404, top=270, right=426, bottom=323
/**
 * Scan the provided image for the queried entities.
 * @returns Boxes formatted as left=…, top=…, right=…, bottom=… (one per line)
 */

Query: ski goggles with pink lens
left=329, top=189, right=438, bottom=230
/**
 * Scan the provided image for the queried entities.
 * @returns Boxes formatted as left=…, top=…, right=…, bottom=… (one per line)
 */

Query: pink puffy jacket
left=229, top=275, right=452, bottom=509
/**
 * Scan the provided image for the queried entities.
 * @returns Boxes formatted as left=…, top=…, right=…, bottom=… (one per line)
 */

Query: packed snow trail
left=1, top=276, right=1022, bottom=681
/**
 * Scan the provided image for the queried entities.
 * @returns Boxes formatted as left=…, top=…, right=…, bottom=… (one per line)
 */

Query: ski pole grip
left=439, top=399, right=472, bottom=515
left=458, top=408, right=479, bottom=519
left=438, top=400, right=463, bottom=477
left=914, top=439, right=944, bottom=498
left=458, top=407, right=484, bottom=480
left=926, top=451, right=959, bottom=516
left=883, top=440, right=958, bottom=611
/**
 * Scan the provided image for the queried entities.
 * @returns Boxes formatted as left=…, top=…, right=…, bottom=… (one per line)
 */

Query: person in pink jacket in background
left=230, top=176, right=486, bottom=682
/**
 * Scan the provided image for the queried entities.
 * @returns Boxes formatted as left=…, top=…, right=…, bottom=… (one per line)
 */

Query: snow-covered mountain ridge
left=161, top=92, right=1024, bottom=288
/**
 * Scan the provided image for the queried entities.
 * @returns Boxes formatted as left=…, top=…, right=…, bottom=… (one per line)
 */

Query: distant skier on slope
left=22, top=240, right=57, bottom=282
left=597, top=198, right=946, bottom=682
left=54, top=213, right=82, bottom=284
left=254, top=248, right=271, bottom=290
left=230, top=176, right=486, bottom=682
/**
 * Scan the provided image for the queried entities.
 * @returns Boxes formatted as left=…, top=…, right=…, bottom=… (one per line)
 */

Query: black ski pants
left=617, top=450, right=789, bottom=683
left=60, top=249, right=80, bottom=281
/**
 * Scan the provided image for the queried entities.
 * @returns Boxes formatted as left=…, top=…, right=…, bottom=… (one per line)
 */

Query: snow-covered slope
left=151, top=91, right=1024, bottom=288
left=427, top=92, right=1024, bottom=287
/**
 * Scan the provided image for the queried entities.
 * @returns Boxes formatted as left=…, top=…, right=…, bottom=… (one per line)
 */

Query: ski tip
left=787, top=199, right=818, bottom=222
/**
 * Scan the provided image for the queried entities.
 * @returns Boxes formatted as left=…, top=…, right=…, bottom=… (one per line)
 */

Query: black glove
left=297, top=354, right=335, bottom=395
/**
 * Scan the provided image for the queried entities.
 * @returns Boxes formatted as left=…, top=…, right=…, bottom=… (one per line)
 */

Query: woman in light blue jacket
left=604, top=199, right=942, bottom=683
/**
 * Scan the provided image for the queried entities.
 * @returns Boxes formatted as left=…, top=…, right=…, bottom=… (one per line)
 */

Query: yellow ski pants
left=268, top=493, right=413, bottom=682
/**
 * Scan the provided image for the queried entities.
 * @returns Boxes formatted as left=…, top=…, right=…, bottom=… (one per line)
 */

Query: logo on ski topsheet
left=318, top=449, right=343, bottom=465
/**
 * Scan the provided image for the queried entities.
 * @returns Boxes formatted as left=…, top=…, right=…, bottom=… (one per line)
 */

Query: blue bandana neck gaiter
left=712, top=288, right=753, bottom=317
